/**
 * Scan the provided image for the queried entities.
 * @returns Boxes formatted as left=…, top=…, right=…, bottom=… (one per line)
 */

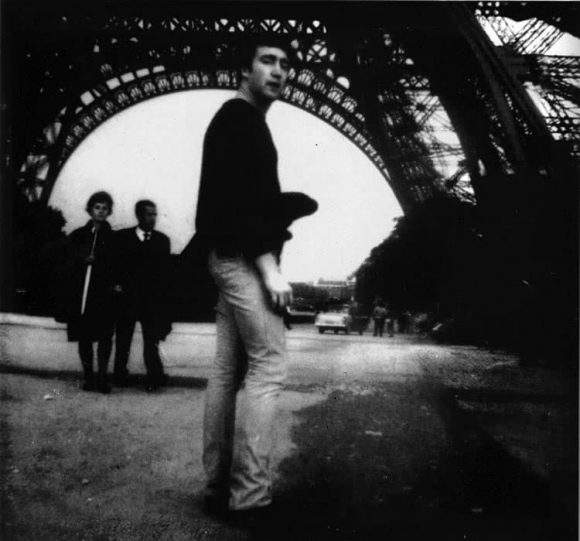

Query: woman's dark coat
left=62, top=221, right=116, bottom=342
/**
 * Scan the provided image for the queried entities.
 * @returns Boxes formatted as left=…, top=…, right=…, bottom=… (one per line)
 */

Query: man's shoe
left=145, top=383, right=159, bottom=393
left=82, top=381, right=96, bottom=392
left=203, top=494, right=229, bottom=517
left=228, top=504, right=277, bottom=526
left=96, top=382, right=111, bottom=394
left=113, top=374, right=130, bottom=387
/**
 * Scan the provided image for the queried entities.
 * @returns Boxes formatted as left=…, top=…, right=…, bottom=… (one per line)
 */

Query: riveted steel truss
left=476, top=1, right=580, bottom=158
left=2, top=1, right=578, bottom=212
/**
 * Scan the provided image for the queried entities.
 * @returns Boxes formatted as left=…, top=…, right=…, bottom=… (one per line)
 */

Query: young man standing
left=113, top=200, right=172, bottom=392
left=195, top=36, right=317, bottom=515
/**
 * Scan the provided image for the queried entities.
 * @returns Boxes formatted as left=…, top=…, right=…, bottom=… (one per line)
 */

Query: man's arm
left=254, top=252, right=293, bottom=310
left=161, top=235, right=171, bottom=293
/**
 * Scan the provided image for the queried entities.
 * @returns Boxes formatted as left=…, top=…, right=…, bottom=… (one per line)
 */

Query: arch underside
left=11, top=10, right=475, bottom=212
left=9, top=3, right=579, bottom=212
left=28, top=62, right=462, bottom=210
left=57, top=68, right=392, bottom=192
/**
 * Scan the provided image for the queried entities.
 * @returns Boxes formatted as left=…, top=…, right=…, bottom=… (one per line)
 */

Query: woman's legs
left=78, top=339, right=94, bottom=390
left=96, top=334, right=112, bottom=393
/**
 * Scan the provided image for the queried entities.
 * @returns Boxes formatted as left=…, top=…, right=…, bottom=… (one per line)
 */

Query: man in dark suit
left=113, top=200, right=172, bottom=391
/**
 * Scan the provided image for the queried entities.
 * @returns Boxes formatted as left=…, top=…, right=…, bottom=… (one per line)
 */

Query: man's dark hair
left=135, top=199, right=156, bottom=219
left=238, top=34, right=296, bottom=73
left=86, top=191, right=113, bottom=214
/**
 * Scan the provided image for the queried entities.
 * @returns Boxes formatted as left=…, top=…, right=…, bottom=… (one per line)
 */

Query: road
left=0, top=318, right=577, bottom=540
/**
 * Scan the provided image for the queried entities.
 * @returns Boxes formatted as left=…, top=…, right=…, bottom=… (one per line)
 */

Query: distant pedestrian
left=386, top=305, right=395, bottom=338
left=64, top=191, right=116, bottom=393
left=398, top=310, right=411, bottom=334
left=372, top=301, right=388, bottom=337
left=113, top=200, right=172, bottom=392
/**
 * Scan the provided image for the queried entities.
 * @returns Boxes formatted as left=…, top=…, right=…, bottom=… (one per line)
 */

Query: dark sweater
left=195, top=98, right=289, bottom=258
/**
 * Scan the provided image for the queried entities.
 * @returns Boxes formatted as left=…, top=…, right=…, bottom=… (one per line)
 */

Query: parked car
left=315, top=305, right=353, bottom=334
left=288, top=299, right=316, bottom=322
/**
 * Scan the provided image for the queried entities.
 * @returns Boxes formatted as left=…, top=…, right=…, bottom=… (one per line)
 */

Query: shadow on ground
left=0, top=362, right=576, bottom=541
left=243, top=379, right=577, bottom=541
left=0, top=364, right=207, bottom=390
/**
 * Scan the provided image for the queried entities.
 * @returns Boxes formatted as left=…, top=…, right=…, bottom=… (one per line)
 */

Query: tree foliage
left=355, top=167, right=578, bottom=368
left=355, top=195, right=483, bottom=321
left=13, top=191, right=68, bottom=315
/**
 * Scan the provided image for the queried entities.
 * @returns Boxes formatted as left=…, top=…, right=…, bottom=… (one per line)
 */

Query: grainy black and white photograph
left=0, top=1, right=578, bottom=539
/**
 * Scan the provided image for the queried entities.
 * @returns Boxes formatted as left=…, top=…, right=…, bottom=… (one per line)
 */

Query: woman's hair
left=85, top=191, right=113, bottom=214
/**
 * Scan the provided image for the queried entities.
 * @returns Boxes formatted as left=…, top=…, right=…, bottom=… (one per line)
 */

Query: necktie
left=144, top=232, right=151, bottom=242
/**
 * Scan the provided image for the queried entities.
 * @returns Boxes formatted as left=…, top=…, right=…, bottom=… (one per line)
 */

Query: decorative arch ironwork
left=4, top=2, right=579, bottom=213
left=49, top=65, right=391, bottom=195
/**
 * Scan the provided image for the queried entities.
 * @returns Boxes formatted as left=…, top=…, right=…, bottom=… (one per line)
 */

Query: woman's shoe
left=82, top=381, right=96, bottom=392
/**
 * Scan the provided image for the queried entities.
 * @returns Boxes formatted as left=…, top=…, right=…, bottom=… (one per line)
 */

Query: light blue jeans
left=203, top=251, right=287, bottom=510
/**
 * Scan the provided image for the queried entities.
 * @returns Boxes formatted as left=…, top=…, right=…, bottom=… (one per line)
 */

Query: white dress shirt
left=136, top=227, right=151, bottom=242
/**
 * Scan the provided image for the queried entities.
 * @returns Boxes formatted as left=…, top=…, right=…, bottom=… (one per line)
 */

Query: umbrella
left=80, top=229, right=98, bottom=315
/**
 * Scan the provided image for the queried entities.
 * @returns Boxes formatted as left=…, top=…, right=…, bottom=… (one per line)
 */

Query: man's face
left=242, top=46, right=290, bottom=103
left=89, top=202, right=111, bottom=223
left=138, top=205, right=157, bottom=231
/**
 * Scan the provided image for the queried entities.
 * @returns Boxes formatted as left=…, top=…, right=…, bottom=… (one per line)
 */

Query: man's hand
left=255, top=252, right=293, bottom=311
left=84, top=255, right=96, bottom=264
left=263, top=271, right=293, bottom=310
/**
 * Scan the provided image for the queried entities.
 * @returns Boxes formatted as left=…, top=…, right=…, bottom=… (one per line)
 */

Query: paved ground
left=0, top=316, right=577, bottom=540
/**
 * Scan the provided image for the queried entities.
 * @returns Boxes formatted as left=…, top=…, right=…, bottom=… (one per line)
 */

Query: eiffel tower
left=1, top=1, right=579, bottom=332
left=3, top=1, right=579, bottom=211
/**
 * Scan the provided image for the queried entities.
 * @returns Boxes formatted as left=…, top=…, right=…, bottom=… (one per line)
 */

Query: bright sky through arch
left=49, top=90, right=402, bottom=282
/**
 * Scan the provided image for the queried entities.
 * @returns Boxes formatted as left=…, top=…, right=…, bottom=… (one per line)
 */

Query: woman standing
left=64, top=191, right=116, bottom=393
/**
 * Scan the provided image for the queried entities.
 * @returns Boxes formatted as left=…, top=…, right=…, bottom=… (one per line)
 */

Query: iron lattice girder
left=5, top=1, right=576, bottom=210
left=471, top=4, right=580, bottom=159
left=404, top=3, right=571, bottom=178
left=541, top=80, right=580, bottom=111
left=59, top=66, right=391, bottom=184
left=482, top=1, right=580, bottom=40
left=5, top=2, right=458, bottom=210
left=533, top=55, right=580, bottom=80
left=3, top=5, right=335, bottom=159
left=107, top=16, right=330, bottom=40
left=478, top=13, right=564, bottom=56
left=481, top=48, right=580, bottom=156
left=498, top=52, right=580, bottom=108
left=517, top=54, right=580, bottom=143
left=509, top=18, right=563, bottom=55
left=530, top=55, right=580, bottom=109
